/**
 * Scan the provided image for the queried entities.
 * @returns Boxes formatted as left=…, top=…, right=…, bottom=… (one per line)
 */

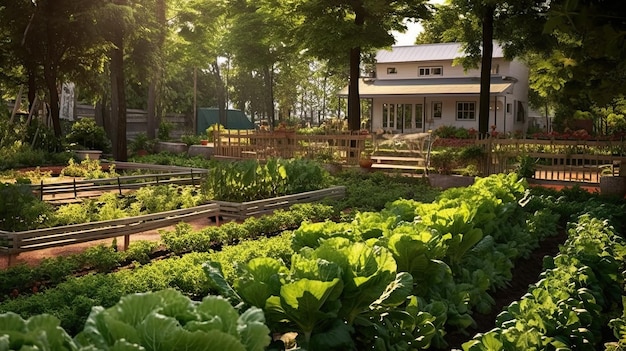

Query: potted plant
left=359, top=150, right=374, bottom=168
left=129, top=133, right=151, bottom=156
left=65, top=118, right=112, bottom=160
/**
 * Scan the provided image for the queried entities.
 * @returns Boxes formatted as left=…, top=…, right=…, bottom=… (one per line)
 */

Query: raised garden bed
left=213, top=186, right=346, bottom=220
left=0, top=203, right=220, bottom=266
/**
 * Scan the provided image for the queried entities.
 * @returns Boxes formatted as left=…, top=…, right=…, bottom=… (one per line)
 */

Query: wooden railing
left=30, top=169, right=208, bottom=202
left=212, top=130, right=368, bottom=165
left=477, top=138, right=626, bottom=183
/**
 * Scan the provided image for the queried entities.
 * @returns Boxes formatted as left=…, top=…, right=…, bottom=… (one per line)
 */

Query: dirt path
left=0, top=217, right=214, bottom=269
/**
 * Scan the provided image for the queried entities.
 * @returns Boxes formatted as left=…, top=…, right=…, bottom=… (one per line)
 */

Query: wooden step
left=370, top=155, right=425, bottom=163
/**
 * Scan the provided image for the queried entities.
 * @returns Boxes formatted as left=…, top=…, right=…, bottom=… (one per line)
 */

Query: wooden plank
left=370, top=156, right=425, bottom=162
left=371, top=164, right=423, bottom=170
left=3, top=204, right=219, bottom=254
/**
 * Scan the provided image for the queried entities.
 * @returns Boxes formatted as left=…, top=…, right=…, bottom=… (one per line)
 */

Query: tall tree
left=224, top=0, right=301, bottom=128
left=146, top=0, right=167, bottom=139
left=420, top=0, right=548, bottom=135
left=96, top=1, right=136, bottom=160
left=294, top=0, right=431, bottom=131
left=2, top=0, right=104, bottom=136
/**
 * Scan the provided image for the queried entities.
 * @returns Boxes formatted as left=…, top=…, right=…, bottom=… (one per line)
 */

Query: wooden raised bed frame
left=212, top=186, right=346, bottom=221
left=0, top=203, right=220, bottom=266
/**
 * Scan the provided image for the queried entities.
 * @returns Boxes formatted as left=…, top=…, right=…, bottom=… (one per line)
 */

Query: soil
left=444, top=229, right=567, bottom=350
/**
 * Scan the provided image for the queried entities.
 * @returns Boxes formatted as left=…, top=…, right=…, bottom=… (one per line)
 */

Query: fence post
left=73, top=178, right=77, bottom=198
left=191, top=169, right=195, bottom=186
left=40, top=180, right=44, bottom=201
left=118, top=177, right=122, bottom=196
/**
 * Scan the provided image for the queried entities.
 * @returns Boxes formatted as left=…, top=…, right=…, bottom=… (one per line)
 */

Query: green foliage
left=65, top=118, right=111, bottom=153
left=53, top=184, right=201, bottom=226
left=0, top=183, right=54, bottom=231
left=515, top=154, right=537, bottom=178
left=328, top=169, right=439, bottom=213
left=75, top=289, right=271, bottom=351
left=161, top=203, right=335, bottom=255
left=59, top=158, right=118, bottom=179
left=80, top=244, right=123, bottom=273
left=122, top=240, right=159, bottom=265
left=0, top=312, right=77, bottom=351
left=128, top=133, right=152, bottom=154
left=464, top=214, right=626, bottom=351
left=433, top=125, right=474, bottom=139
left=204, top=158, right=329, bottom=202
left=157, top=120, right=173, bottom=141
left=181, top=132, right=202, bottom=146
left=0, top=274, right=126, bottom=335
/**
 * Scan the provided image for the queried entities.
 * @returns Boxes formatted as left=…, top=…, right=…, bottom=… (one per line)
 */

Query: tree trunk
left=263, top=64, right=275, bottom=129
left=478, top=4, right=495, bottom=136
left=146, top=0, right=166, bottom=139
left=43, top=63, right=62, bottom=137
left=348, top=46, right=362, bottom=131
left=110, top=28, right=127, bottom=161
left=213, top=61, right=227, bottom=128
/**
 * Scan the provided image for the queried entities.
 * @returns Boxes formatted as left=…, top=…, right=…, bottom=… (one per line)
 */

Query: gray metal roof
left=376, top=42, right=504, bottom=63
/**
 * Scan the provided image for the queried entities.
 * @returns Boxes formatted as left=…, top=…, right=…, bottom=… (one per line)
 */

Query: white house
left=339, top=42, right=529, bottom=134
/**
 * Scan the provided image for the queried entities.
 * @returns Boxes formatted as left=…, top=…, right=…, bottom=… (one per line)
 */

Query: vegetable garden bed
left=0, top=203, right=220, bottom=265
left=212, top=185, right=345, bottom=220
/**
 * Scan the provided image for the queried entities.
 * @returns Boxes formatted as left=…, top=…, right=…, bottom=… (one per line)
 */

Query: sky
left=393, top=0, right=445, bottom=46
left=392, top=21, right=424, bottom=46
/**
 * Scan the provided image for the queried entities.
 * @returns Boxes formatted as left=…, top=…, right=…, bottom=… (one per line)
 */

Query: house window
left=383, top=103, right=395, bottom=128
left=396, top=104, right=413, bottom=130
left=432, top=102, right=442, bottom=118
left=387, top=67, right=397, bottom=74
left=456, top=102, right=476, bottom=120
left=491, top=64, right=499, bottom=74
left=415, top=104, right=423, bottom=129
left=418, top=66, right=443, bottom=77
left=506, top=103, right=512, bottom=114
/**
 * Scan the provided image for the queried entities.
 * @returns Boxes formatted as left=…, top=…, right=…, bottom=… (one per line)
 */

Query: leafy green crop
left=0, top=312, right=76, bottom=351
left=75, top=289, right=271, bottom=351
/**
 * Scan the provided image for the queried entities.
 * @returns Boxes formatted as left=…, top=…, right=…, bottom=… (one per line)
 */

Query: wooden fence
left=0, top=203, right=220, bottom=265
left=31, top=169, right=208, bottom=202
left=212, top=130, right=368, bottom=165
left=477, top=138, right=626, bottom=183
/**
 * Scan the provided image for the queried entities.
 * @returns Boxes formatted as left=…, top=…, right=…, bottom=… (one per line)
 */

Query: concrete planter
left=74, top=150, right=102, bottom=161
left=600, top=176, right=626, bottom=198
left=428, top=174, right=475, bottom=189
left=157, top=141, right=188, bottom=154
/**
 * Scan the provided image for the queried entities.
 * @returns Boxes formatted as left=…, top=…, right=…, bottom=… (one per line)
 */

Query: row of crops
left=0, top=158, right=331, bottom=231
left=0, top=172, right=625, bottom=350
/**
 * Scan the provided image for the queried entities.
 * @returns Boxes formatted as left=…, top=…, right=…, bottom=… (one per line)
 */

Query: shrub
left=65, top=118, right=111, bottom=153
left=0, top=183, right=54, bottom=231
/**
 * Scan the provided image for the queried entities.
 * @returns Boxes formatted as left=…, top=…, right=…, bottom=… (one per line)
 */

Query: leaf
left=194, top=295, right=240, bottom=336
left=232, top=258, right=286, bottom=308
left=237, top=307, right=272, bottom=351
left=202, top=261, right=243, bottom=305
left=372, top=272, right=413, bottom=307
left=279, top=278, right=343, bottom=335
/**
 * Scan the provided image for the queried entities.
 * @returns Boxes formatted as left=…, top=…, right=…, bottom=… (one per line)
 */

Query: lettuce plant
left=74, top=289, right=271, bottom=351
left=0, top=312, right=77, bottom=351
